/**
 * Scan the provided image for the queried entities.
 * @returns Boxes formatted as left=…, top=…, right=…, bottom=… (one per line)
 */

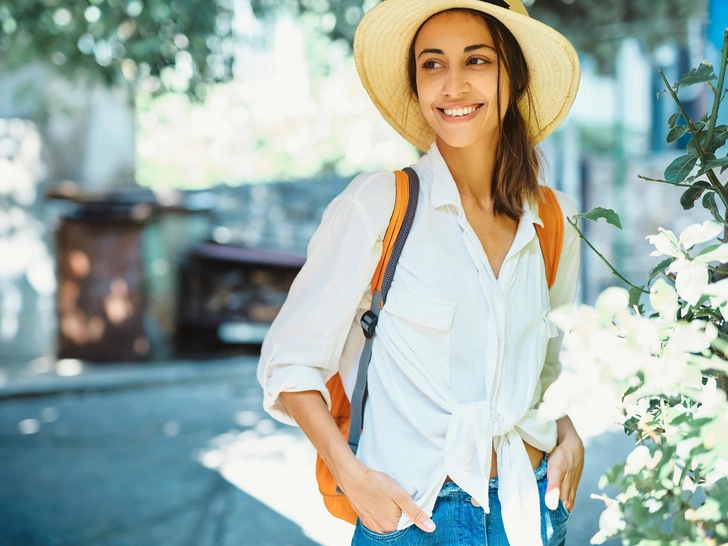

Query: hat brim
left=353, top=0, right=581, bottom=152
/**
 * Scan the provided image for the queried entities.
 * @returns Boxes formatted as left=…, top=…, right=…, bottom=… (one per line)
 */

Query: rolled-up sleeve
left=257, top=175, right=391, bottom=426
left=540, top=191, right=581, bottom=399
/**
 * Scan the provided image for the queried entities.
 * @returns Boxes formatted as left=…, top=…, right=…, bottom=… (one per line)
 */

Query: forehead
left=414, top=11, right=495, bottom=51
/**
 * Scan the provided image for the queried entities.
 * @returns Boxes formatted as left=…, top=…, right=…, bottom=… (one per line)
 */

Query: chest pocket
left=381, top=280, right=456, bottom=387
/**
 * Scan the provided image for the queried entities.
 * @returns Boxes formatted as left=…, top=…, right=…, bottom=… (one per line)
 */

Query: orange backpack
left=316, top=168, right=565, bottom=524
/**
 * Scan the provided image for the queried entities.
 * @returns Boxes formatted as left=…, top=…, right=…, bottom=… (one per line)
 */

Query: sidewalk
left=0, top=353, right=634, bottom=546
left=0, top=355, right=259, bottom=400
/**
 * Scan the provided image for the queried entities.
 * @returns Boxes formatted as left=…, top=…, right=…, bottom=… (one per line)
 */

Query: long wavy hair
left=407, top=8, right=544, bottom=221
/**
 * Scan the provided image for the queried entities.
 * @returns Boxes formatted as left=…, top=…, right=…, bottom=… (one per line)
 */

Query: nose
left=442, top=66, right=470, bottom=97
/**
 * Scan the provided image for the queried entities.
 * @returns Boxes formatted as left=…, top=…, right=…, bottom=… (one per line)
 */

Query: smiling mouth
left=437, top=104, right=484, bottom=118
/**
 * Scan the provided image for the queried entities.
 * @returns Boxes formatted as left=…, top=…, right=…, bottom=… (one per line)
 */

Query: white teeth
left=443, top=106, right=478, bottom=117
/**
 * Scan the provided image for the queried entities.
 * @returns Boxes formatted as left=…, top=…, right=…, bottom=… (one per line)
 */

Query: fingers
left=394, top=491, right=436, bottom=533
left=545, top=457, right=563, bottom=511
left=561, top=478, right=576, bottom=512
left=544, top=485, right=560, bottom=511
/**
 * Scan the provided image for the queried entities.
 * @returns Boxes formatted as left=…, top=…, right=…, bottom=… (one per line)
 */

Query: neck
left=436, top=134, right=499, bottom=211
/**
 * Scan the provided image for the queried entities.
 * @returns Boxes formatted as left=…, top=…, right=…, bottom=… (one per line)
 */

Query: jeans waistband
left=439, top=452, right=549, bottom=497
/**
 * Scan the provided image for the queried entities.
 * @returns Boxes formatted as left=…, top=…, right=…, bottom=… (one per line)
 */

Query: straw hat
left=353, top=0, right=581, bottom=152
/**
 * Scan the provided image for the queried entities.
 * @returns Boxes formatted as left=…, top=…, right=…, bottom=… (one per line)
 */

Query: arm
left=257, top=174, right=435, bottom=533
left=257, top=187, right=384, bottom=425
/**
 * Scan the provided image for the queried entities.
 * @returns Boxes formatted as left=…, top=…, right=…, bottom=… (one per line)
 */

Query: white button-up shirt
left=258, top=141, right=581, bottom=546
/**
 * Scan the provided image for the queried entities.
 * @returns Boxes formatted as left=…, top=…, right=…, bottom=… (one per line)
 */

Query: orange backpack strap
left=348, top=168, right=419, bottom=454
left=317, top=168, right=420, bottom=523
left=370, top=169, right=414, bottom=303
left=534, top=186, right=564, bottom=289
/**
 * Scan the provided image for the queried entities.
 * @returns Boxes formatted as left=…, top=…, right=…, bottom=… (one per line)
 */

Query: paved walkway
left=0, top=355, right=633, bottom=545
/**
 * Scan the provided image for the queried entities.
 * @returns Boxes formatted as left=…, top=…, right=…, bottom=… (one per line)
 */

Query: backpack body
left=315, top=169, right=564, bottom=524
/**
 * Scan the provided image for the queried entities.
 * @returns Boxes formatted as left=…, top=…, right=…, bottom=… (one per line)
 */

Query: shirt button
left=470, top=497, right=480, bottom=507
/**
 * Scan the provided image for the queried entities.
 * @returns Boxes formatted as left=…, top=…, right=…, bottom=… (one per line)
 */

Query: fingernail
left=424, top=519, right=436, bottom=531
left=545, top=489, right=559, bottom=511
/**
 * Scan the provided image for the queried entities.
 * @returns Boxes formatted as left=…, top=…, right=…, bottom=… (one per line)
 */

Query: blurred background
left=0, top=0, right=726, bottom=545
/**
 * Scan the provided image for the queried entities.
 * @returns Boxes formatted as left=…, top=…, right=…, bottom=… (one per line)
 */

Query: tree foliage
left=0, top=0, right=235, bottom=98
left=528, top=0, right=708, bottom=72
left=249, top=0, right=708, bottom=74
left=0, top=0, right=709, bottom=98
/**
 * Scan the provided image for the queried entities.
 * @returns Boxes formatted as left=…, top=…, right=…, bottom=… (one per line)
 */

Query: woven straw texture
left=353, top=0, right=581, bottom=152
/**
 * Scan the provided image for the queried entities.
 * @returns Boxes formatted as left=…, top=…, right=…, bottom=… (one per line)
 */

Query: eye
left=421, top=59, right=443, bottom=70
left=468, top=57, right=491, bottom=66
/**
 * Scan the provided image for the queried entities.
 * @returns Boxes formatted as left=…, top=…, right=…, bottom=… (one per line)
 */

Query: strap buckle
left=360, top=310, right=378, bottom=339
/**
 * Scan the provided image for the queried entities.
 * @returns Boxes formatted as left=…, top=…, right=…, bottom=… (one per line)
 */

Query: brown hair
left=407, top=8, right=543, bottom=221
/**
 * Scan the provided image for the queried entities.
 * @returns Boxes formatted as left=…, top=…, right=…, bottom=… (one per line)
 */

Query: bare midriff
left=445, top=441, right=545, bottom=482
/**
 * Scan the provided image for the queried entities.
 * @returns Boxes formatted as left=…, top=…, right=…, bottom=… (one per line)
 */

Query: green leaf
left=666, top=124, right=689, bottom=144
left=698, top=156, right=728, bottom=175
left=648, top=257, right=674, bottom=285
left=702, top=192, right=724, bottom=225
left=687, top=137, right=702, bottom=157
left=687, top=125, right=728, bottom=157
left=677, top=61, right=717, bottom=87
left=707, top=125, right=728, bottom=153
left=680, top=180, right=711, bottom=210
left=575, top=207, right=622, bottom=229
left=665, top=154, right=698, bottom=183
left=628, top=286, right=643, bottom=307
left=668, top=112, right=681, bottom=128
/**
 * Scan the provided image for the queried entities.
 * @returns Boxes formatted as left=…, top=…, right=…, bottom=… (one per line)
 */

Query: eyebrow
left=417, top=44, right=495, bottom=59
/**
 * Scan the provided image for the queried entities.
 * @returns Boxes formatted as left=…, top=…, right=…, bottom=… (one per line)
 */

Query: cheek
left=415, top=78, right=436, bottom=114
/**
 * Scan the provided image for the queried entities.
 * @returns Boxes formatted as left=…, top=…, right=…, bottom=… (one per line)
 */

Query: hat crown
left=483, top=0, right=529, bottom=17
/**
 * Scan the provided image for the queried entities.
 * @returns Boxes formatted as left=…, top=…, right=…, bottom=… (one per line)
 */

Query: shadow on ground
left=0, top=369, right=319, bottom=546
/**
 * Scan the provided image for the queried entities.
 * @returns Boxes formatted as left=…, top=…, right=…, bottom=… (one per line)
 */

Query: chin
left=436, top=133, right=486, bottom=150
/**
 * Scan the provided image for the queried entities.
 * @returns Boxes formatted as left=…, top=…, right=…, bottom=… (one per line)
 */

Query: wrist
left=556, top=415, right=581, bottom=447
left=330, top=448, right=368, bottom=494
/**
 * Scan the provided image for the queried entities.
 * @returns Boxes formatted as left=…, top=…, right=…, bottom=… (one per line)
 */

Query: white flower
left=595, top=286, right=630, bottom=318
left=624, top=445, right=661, bottom=475
left=703, top=278, right=728, bottom=306
left=646, top=228, right=680, bottom=258
left=695, top=377, right=728, bottom=419
left=669, top=259, right=708, bottom=306
left=678, top=220, right=722, bottom=250
left=537, top=373, right=580, bottom=421
left=649, top=278, right=679, bottom=319
left=666, top=320, right=714, bottom=355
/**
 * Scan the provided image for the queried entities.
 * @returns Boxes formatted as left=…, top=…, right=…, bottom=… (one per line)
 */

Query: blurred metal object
left=177, top=242, right=304, bottom=354
left=50, top=185, right=211, bottom=362
left=56, top=218, right=146, bottom=361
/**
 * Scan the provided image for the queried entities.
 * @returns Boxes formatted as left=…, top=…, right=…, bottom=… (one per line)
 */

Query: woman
left=258, top=1, right=584, bottom=544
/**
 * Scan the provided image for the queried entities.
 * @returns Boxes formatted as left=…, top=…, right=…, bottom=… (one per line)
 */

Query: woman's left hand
left=545, top=415, right=584, bottom=513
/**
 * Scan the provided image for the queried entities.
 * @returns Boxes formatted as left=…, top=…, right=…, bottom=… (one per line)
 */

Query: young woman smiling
left=258, top=1, right=584, bottom=545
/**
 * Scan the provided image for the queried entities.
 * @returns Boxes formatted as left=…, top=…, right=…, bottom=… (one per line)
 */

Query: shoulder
left=546, top=187, right=579, bottom=220
left=333, top=170, right=397, bottom=242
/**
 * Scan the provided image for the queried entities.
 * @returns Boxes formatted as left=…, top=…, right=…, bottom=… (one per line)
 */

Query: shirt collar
left=426, top=140, right=544, bottom=228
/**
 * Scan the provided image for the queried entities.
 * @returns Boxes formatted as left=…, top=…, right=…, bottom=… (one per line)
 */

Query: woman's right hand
left=342, top=463, right=436, bottom=534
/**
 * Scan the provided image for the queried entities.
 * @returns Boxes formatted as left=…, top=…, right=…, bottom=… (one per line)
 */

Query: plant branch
left=637, top=174, right=713, bottom=191
left=706, top=29, right=728, bottom=147
left=567, top=217, right=648, bottom=293
left=658, top=70, right=728, bottom=205
left=637, top=175, right=696, bottom=188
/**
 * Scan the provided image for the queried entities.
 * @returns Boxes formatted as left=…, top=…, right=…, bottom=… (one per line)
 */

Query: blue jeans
left=352, top=454, right=570, bottom=546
